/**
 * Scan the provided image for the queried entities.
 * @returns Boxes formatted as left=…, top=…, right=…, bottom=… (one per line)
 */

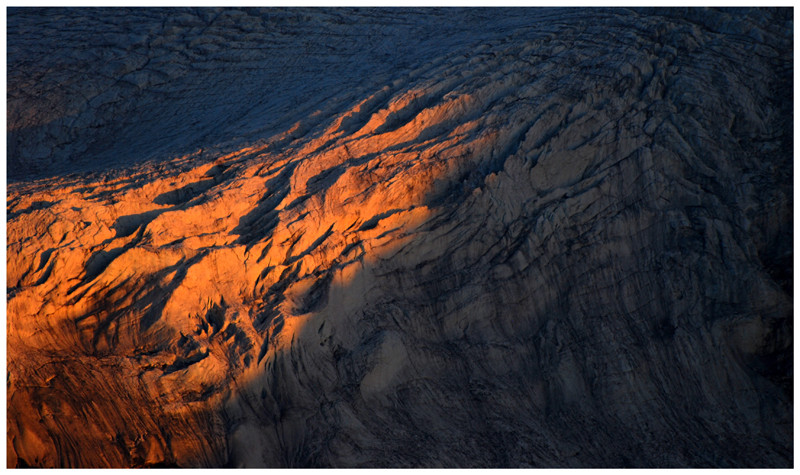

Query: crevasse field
left=7, top=7, right=793, bottom=468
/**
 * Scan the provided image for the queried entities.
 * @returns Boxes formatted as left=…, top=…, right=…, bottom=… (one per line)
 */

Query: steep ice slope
left=7, top=7, right=793, bottom=467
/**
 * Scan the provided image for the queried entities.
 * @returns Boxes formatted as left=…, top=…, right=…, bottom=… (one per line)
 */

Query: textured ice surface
left=7, top=7, right=793, bottom=468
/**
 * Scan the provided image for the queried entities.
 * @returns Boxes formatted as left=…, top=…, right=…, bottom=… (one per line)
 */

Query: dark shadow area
left=7, top=200, right=56, bottom=220
left=83, top=244, right=136, bottom=284
left=153, top=179, right=216, bottom=206
left=138, top=252, right=207, bottom=332
left=304, top=152, right=377, bottom=197
left=357, top=208, right=404, bottom=231
left=72, top=179, right=144, bottom=202
left=33, top=252, right=57, bottom=287
left=335, top=86, right=393, bottom=135
left=231, top=163, right=297, bottom=246
left=372, top=88, right=447, bottom=136
left=285, top=225, right=334, bottom=265
left=8, top=7, right=539, bottom=181
left=112, top=209, right=166, bottom=239
left=34, top=248, right=55, bottom=274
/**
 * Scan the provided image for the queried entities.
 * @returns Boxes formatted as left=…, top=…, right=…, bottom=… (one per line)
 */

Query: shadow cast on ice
left=6, top=7, right=792, bottom=468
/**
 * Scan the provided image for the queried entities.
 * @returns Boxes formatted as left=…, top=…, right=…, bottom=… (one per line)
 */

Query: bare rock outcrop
left=7, top=7, right=792, bottom=467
